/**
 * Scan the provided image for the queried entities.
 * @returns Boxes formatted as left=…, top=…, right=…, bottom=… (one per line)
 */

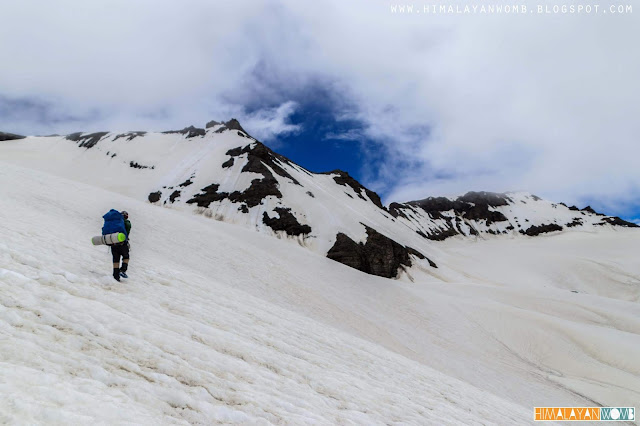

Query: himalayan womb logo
left=534, top=407, right=635, bottom=421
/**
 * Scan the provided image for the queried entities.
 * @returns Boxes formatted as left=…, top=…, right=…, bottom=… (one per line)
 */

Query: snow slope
left=2, top=122, right=635, bottom=280
left=1, top=160, right=640, bottom=423
left=0, top=125, right=438, bottom=278
left=0, top=162, right=533, bottom=424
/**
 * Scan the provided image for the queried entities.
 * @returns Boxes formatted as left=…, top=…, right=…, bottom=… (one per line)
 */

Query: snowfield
left=1, top=160, right=639, bottom=424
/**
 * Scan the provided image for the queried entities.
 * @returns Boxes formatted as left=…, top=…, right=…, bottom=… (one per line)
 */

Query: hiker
left=101, top=209, right=131, bottom=281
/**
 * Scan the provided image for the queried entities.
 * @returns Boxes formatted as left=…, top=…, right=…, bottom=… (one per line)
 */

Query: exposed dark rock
left=459, top=191, right=511, bottom=207
left=243, top=143, right=301, bottom=185
left=262, top=207, right=312, bottom=236
left=178, top=179, right=193, bottom=187
left=409, top=196, right=457, bottom=213
left=581, top=206, right=606, bottom=216
left=327, top=233, right=368, bottom=273
left=469, top=208, right=508, bottom=225
left=113, top=131, right=146, bottom=141
left=213, top=118, right=249, bottom=135
left=205, top=120, right=221, bottom=129
left=327, top=225, right=435, bottom=278
left=407, top=192, right=509, bottom=227
left=345, top=192, right=354, bottom=199
left=66, top=132, right=109, bottom=148
left=111, top=153, right=116, bottom=158
left=566, top=218, right=583, bottom=228
left=222, top=158, right=234, bottom=168
left=601, top=216, right=639, bottom=228
left=0, top=131, right=26, bottom=141
left=239, top=204, right=249, bottom=213
left=186, top=184, right=227, bottom=207
left=226, top=142, right=301, bottom=186
left=130, top=161, right=154, bottom=170
left=306, top=191, right=315, bottom=198
left=423, top=224, right=459, bottom=241
left=388, top=203, right=404, bottom=219
left=531, top=194, right=542, bottom=201
left=228, top=178, right=282, bottom=207
left=148, top=191, right=162, bottom=203
left=66, top=132, right=83, bottom=141
left=406, top=247, right=438, bottom=268
left=324, top=170, right=384, bottom=209
left=162, top=126, right=205, bottom=138
left=237, top=131, right=245, bottom=137
left=187, top=176, right=282, bottom=209
left=224, top=119, right=246, bottom=133
left=568, top=205, right=580, bottom=211
left=226, top=146, right=244, bottom=157
left=169, top=190, right=181, bottom=203
left=524, top=223, right=563, bottom=236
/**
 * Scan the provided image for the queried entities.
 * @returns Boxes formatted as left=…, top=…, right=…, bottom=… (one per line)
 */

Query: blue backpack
left=102, top=209, right=127, bottom=238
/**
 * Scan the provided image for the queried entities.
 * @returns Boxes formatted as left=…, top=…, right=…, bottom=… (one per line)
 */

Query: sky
left=1, top=0, right=639, bottom=221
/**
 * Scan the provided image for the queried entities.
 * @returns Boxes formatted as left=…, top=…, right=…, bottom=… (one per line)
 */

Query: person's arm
left=125, top=220, right=131, bottom=236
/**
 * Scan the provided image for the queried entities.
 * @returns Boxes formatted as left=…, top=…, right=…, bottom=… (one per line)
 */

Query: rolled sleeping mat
left=92, top=232, right=126, bottom=246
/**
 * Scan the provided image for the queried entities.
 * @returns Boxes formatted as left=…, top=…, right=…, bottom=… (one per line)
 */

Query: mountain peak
left=0, top=131, right=26, bottom=141
left=390, top=189, right=638, bottom=241
left=205, top=118, right=247, bottom=134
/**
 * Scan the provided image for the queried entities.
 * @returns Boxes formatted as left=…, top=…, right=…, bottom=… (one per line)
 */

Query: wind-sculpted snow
left=0, top=163, right=538, bottom=424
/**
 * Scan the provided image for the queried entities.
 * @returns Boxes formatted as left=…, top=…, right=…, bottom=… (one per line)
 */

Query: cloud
left=324, top=129, right=364, bottom=141
left=1, top=0, right=639, bottom=216
left=241, top=101, right=301, bottom=145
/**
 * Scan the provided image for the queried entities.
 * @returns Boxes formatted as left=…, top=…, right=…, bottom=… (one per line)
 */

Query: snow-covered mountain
left=2, top=125, right=640, bottom=423
left=390, top=191, right=637, bottom=240
left=1, top=120, right=636, bottom=280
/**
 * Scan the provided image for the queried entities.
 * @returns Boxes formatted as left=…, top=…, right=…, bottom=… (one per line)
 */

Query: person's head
left=122, top=211, right=129, bottom=219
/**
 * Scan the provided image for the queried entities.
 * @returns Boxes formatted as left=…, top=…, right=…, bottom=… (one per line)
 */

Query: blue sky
left=1, top=1, right=639, bottom=223
left=235, top=79, right=380, bottom=181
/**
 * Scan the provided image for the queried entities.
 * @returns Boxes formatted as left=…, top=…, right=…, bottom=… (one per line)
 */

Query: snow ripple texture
left=0, top=163, right=531, bottom=424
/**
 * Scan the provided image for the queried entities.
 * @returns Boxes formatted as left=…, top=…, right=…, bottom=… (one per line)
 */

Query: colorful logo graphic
left=534, top=407, right=635, bottom=421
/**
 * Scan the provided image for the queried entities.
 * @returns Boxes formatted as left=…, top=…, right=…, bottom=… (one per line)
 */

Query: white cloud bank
left=1, top=0, right=638, bottom=214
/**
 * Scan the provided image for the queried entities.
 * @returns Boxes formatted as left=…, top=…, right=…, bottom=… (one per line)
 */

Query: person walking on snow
left=102, top=209, right=131, bottom=281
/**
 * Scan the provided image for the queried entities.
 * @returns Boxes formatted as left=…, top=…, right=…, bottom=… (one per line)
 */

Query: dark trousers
left=111, top=243, right=130, bottom=271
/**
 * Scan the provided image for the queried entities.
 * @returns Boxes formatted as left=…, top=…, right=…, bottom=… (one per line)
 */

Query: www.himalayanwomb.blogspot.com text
left=390, top=4, right=633, bottom=15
